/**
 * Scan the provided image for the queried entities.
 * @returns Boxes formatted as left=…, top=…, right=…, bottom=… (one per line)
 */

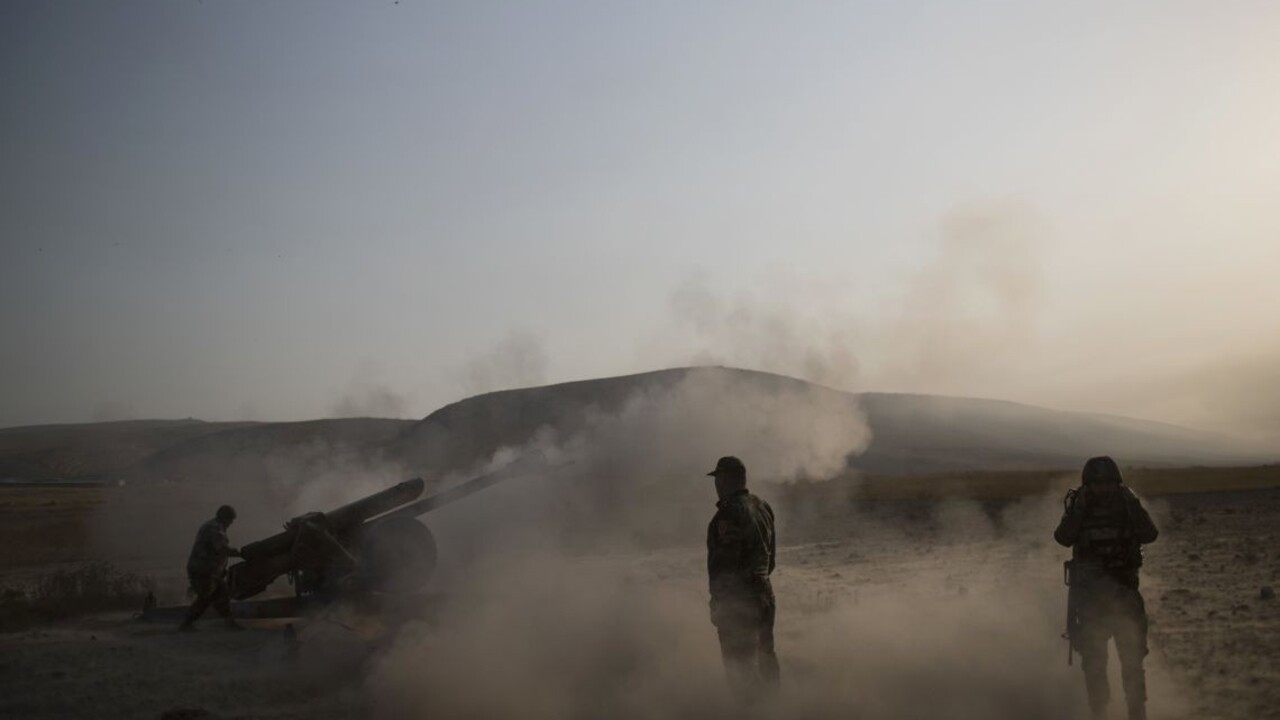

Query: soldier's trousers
left=183, top=573, right=232, bottom=625
left=1074, top=585, right=1149, bottom=720
left=713, top=594, right=779, bottom=698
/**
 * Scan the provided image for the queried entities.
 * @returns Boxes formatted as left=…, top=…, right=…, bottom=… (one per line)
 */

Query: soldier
left=704, top=456, right=779, bottom=698
left=1055, top=457, right=1159, bottom=720
left=179, top=504, right=244, bottom=631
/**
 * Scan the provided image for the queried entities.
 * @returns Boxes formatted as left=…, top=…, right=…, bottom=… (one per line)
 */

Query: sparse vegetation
left=0, top=560, right=155, bottom=632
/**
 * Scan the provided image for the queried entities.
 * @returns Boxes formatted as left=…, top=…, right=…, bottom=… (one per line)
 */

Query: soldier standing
left=1055, top=457, right=1159, bottom=720
left=704, top=456, right=780, bottom=698
left=179, top=504, right=244, bottom=631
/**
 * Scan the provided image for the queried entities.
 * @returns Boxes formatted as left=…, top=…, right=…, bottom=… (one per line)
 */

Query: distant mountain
left=1, top=367, right=1271, bottom=484
left=396, top=367, right=1271, bottom=477
left=852, top=391, right=1266, bottom=473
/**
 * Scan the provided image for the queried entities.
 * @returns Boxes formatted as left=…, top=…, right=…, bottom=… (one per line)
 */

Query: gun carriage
left=143, top=465, right=519, bottom=621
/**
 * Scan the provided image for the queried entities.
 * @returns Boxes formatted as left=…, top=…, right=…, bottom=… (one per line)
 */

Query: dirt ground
left=1, top=478, right=1277, bottom=719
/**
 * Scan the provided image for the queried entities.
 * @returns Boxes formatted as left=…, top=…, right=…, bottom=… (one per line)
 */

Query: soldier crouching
left=1056, top=457, right=1159, bottom=720
left=705, top=456, right=780, bottom=699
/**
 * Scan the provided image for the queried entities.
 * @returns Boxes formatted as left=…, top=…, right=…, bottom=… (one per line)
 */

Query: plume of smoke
left=423, top=367, right=872, bottom=559
left=878, top=203, right=1047, bottom=392
left=662, top=271, right=863, bottom=390
left=564, top=368, right=870, bottom=482
left=654, top=203, right=1047, bottom=397
left=459, top=330, right=549, bottom=396
left=331, top=382, right=411, bottom=418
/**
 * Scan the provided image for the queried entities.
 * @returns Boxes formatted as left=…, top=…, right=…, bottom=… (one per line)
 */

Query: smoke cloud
left=664, top=271, right=863, bottom=390
left=422, top=367, right=872, bottom=560
left=331, top=382, right=412, bottom=418
left=656, top=204, right=1047, bottom=397
left=459, top=331, right=550, bottom=396
left=77, top=366, right=1193, bottom=720
left=338, top=372, right=1188, bottom=719
left=877, top=203, right=1046, bottom=392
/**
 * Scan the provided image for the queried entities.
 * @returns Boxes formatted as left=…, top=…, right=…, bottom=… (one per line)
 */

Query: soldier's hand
left=1071, top=487, right=1089, bottom=513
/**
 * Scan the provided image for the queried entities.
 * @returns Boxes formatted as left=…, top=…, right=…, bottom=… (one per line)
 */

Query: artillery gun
left=142, top=462, right=528, bottom=621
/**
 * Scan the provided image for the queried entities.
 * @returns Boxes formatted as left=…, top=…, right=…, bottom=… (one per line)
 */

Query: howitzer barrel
left=240, top=477, right=425, bottom=561
left=376, top=463, right=528, bottom=522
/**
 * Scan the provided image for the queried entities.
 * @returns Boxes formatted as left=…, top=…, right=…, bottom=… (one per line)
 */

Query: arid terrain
left=3, top=369, right=1276, bottom=719
left=2, top=467, right=1277, bottom=720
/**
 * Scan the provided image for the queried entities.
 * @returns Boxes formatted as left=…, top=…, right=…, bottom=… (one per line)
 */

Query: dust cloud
left=328, top=370, right=1184, bottom=718
left=655, top=203, right=1047, bottom=397
left=82, top=359, right=1190, bottom=719
left=357, top=483, right=1188, bottom=720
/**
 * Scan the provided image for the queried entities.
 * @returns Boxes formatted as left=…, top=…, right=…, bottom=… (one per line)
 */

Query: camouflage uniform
left=707, top=488, right=779, bottom=696
left=1055, top=459, right=1158, bottom=720
left=182, top=516, right=237, bottom=626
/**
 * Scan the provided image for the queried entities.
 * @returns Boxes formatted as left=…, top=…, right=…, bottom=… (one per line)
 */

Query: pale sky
left=3, top=1, right=1279, bottom=438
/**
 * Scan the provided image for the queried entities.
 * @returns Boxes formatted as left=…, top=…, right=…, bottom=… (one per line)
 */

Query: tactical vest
left=1073, top=490, right=1143, bottom=584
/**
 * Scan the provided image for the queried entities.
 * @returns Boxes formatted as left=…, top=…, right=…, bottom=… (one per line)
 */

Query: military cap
left=707, top=456, right=746, bottom=478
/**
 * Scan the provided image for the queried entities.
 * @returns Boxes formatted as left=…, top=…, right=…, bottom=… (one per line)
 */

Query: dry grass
left=0, top=485, right=104, bottom=568
left=0, top=560, right=155, bottom=632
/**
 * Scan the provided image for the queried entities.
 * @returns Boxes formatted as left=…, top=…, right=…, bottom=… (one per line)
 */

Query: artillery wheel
left=358, top=517, right=438, bottom=594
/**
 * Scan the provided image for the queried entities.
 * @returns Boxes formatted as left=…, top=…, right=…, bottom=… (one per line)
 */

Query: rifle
left=1059, top=487, right=1081, bottom=666
left=1063, top=559, right=1076, bottom=666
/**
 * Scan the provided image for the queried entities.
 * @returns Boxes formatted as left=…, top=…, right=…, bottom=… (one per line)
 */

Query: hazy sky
left=3, top=1, right=1279, bottom=438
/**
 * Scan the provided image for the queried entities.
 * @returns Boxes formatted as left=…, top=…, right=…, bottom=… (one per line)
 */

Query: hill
left=2, top=367, right=1271, bottom=485
left=395, top=367, right=1271, bottom=479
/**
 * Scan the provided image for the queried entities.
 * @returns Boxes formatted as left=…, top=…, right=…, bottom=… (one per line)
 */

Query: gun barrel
left=241, top=477, right=425, bottom=561
left=376, top=467, right=511, bottom=522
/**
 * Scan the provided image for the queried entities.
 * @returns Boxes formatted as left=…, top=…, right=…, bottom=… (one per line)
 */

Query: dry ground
left=1, top=470, right=1277, bottom=719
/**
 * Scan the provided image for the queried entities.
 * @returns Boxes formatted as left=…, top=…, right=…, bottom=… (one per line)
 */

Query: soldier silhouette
left=1056, top=457, right=1159, bottom=720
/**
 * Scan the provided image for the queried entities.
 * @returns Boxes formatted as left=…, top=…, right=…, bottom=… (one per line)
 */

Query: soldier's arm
left=706, top=520, right=717, bottom=592
left=1124, top=488, right=1159, bottom=544
left=1054, top=489, right=1085, bottom=547
left=210, top=526, right=231, bottom=559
